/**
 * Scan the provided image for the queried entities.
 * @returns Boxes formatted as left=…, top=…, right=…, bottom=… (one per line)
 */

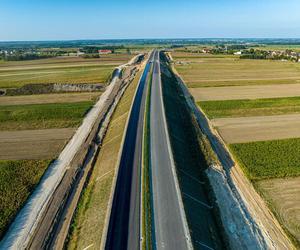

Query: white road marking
left=182, top=192, right=213, bottom=209
left=82, top=243, right=94, bottom=250
left=195, top=240, right=215, bottom=250
left=178, top=168, right=205, bottom=184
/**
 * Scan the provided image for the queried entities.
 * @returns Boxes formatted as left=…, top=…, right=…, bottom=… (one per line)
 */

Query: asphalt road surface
left=150, top=50, right=192, bottom=250
left=105, top=52, right=154, bottom=250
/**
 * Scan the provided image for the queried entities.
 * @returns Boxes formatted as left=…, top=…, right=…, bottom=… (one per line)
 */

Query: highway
left=150, top=50, right=192, bottom=250
left=105, top=51, right=154, bottom=250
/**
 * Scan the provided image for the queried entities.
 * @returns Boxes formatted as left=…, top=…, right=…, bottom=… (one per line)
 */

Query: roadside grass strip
left=199, top=96, right=300, bottom=119
left=229, top=138, right=300, bottom=181
left=0, top=160, right=50, bottom=239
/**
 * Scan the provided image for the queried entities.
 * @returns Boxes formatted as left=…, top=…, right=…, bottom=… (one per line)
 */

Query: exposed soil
left=190, top=83, right=300, bottom=101
left=212, top=114, right=300, bottom=143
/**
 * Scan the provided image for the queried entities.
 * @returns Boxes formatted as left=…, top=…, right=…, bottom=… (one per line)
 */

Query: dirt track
left=190, top=83, right=300, bottom=101
left=212, top=114, right=300, bottom=143
left=0, top=128, right=75, bottom=160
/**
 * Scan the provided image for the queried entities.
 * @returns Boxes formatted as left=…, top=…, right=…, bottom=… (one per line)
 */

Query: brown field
left=257, top=177, right=300, bottom=246
left=212, top=114, right=300, bottom=143
left=191, top=83, right=300, bottom=101
left=0, top=128, right=75, bottom=160
left=0, top=54, right=132, bottom=71
left=172, top=52, right=300, bottom=88
left=0, top=92, right=100, bottom=106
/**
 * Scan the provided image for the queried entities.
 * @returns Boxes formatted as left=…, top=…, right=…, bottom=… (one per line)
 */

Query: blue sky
left=1, top=0, right=300, bottom=41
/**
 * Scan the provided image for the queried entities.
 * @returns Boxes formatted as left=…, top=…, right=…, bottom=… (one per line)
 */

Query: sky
left=1, top=0, right=300, bottom=41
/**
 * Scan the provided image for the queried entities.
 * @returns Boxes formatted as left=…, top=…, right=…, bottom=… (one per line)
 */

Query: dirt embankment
left=167, top=53, right=295, bottom=250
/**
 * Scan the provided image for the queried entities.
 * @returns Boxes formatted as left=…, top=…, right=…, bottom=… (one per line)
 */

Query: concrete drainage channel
left=0, top=54, right=144, bottom=250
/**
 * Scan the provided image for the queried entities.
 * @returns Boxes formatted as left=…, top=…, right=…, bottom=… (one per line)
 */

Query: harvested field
left=0, top=92, right=101, bottom=106
left=199, top=96, right=300, bottom=118
left=0, top=160, right=50, bottom=239
left=0, top=128, right=75, bottom=160
left=0, top=54, right=133, bottom=89
left=172, top=52, right=300, bottom=87
left=191, top=83, right=300, bottom=101
left=0, top=101, right=93, bottom=131
left=212, top=114, right=300, bottom=143
left=229, top=138, right=300, bottom=180
left=257, top=177, right=300, bottom=247
left=67, top=65, right=143, bottom=250
left=0, top=92, right=100, bottom=106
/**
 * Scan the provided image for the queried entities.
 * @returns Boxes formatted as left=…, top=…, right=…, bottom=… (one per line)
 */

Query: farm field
left=172, top=51, right=300, bottom=88
left=0, top=101, right=93, bottom=131
left=256, top=177, right=300, bottom=247
left=0, top=160, right=50, bottom=239
left=172, top=50, right=300, bottom=248
left=0, top=128, right=75, bottom=160
left=67, top=65, right=143, bottom=250
left=199, top=96, right=300, bottom=118
left=191, top=83, right=300, bottom=101
left=0, top=54, right=133, bottom=89
left=211, top=114, right=300, bottom=143
left=0, top=92, right=100, bottom=106
left=229, top=138, right=300, bottom=180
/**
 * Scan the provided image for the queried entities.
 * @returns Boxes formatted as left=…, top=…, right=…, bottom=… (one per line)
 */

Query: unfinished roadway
left=149, top=51, right=192, bottom=250
left=104, top=51, right=154, bottom=250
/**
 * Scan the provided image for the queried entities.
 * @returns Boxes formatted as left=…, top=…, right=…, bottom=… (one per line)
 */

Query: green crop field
left=0, top=101, right=93, bottom=130
left=0, top=54, right=133, bottom=89
left=0, top=65, right=114, bottom=89
left=229, top=138, right=300, bottom=181
left=0, top=160, right=50, bottom=239
left=199, top=96, right=300, bottom=118
left=172, top=52, right=300, bottom=88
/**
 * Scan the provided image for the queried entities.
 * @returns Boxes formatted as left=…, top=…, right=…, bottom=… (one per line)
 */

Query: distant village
left=199, top=45, right=300, bottom=62
left=0, top=45, right=127, bottom=61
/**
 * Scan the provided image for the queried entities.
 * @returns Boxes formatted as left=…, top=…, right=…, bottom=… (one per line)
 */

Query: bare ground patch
left=0, top=92, right=100, bottom=106
left=257, top=177, right=300, bottom=246
left=191, top=83, right=300, bottom=101
left=212, top=114, right=300, bottom=143
left=0, top=128, right=75, bottom=160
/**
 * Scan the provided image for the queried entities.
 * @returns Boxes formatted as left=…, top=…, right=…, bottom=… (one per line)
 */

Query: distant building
left=234, top=51, right=242, bottom=55
left=77, top=51, right=85, bottom=56
left=98, top=49, right=112, bottom=54
left=202, top=48, right=211, bottom=53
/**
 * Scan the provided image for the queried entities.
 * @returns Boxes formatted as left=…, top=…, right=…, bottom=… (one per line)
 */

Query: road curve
left=150, top=50, right=192, bottom=250
left=105, top=51, right=154, bottom=250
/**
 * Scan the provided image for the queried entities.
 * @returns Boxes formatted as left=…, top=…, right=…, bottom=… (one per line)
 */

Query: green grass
left=0, top=160, right=50, bottom=239
left=0, top=101, right=93, bottom=130
left=0, top=65, right=114, bottom=89
left=142, top=65, right=153, bottom=250
left=199, top=96, right=300, bottom=118
left=229, top=138, right=300, bottom=181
